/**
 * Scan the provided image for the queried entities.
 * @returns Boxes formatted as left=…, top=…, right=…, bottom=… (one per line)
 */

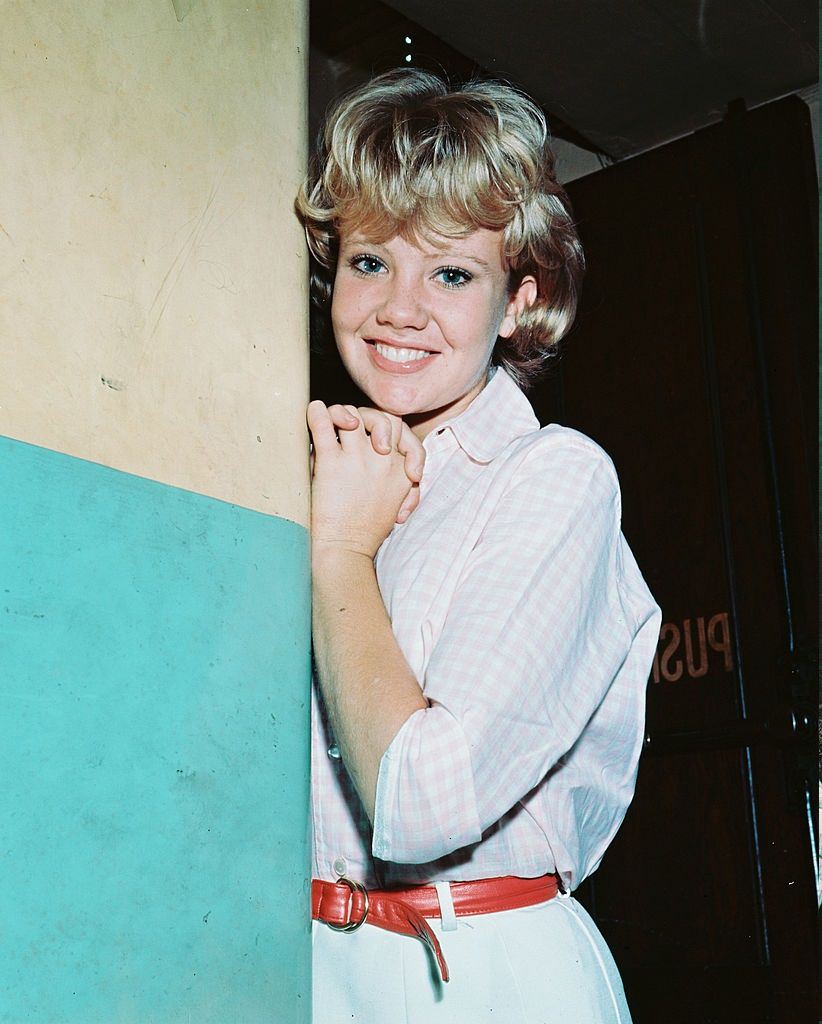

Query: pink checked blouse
left=311, top=366, right=661, bottom=893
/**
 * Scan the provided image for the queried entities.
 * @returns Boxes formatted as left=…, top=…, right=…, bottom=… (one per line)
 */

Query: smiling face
left=331, top=227, right=536, bottom=440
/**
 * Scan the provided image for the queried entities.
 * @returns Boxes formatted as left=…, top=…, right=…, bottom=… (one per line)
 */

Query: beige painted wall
left=0, top=0, right=309, bottom=526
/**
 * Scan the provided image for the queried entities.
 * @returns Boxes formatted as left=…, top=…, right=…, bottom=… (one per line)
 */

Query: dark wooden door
left=530, top=97, right=818, bottom=1024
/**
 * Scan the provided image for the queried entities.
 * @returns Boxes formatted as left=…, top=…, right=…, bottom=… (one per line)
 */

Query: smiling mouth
left=370, top=341, right=436, bottom=363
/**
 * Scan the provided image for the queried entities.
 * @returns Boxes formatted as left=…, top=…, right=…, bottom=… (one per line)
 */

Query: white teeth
left=374, top=343, right=433, bottom=363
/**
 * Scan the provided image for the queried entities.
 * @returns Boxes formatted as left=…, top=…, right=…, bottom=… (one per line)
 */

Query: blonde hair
left=295, top=68, right=585, bottom=388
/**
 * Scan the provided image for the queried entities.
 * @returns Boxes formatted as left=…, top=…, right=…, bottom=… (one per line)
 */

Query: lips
left=365, top=339, right=439, bottom=374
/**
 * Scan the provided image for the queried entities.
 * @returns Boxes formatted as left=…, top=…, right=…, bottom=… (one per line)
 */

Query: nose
left=375, top=272, right=428, bottom=331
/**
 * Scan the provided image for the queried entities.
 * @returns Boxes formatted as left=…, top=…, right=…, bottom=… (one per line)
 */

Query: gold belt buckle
left=327, top=875, right=369, bottom=933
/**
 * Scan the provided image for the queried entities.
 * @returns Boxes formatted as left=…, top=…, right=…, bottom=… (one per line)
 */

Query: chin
left=359, top=378, right=429, bottom=418
left=374, top=401, right=425, bottom=422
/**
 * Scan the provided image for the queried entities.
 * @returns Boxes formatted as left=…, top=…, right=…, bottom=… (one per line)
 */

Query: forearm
left=312, top=546, right=428, bottom=823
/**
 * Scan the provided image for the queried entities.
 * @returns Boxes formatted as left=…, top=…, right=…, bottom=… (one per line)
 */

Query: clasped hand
left=307, top=401, right=425, bottom=560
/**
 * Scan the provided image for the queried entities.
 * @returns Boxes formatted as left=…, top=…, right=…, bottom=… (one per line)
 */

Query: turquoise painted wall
left=0, top=436, right=311, bottom=1023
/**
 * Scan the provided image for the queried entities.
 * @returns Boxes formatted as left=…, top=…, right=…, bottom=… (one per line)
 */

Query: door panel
left=533, top=97, right=817, bottom=1023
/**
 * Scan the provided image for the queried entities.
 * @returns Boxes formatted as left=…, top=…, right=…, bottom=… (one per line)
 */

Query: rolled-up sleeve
left=372, top=442, right=638, bottom=865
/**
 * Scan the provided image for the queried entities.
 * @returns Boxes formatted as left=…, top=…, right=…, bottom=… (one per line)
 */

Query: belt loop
left=434, top=881, right=458, bottom=932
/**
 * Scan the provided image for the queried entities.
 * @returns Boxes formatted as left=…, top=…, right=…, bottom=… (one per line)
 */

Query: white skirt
left=312, top=890, right=633, bottom=1023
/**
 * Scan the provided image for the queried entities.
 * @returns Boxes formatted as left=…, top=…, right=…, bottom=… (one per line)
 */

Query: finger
left=396, top=421, right=426, bottom=482
left=386, top=412, right=404, bottom=450
left=327, top=403, right=360, bottom=430
left=396, top=482, right=420, bottom=523
left=306, top=400, right=339, bottom=454
left=336, top=405, right=367, bottom=453
left=357, top=407, right=394, bottom=454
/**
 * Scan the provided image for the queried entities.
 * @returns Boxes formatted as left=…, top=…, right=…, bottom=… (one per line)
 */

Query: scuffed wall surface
left=0, top=1, right=309, bottom=525
left=0, top=436, right=312, bottom=1022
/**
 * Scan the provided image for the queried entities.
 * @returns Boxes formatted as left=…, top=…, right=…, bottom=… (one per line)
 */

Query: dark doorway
left=531, top=97, right=818, bottom=1024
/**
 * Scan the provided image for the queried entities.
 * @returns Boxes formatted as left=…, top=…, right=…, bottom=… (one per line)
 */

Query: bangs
left=329, top=114, right=524, bottom=246
left=335, top=198, right=501, bottom=255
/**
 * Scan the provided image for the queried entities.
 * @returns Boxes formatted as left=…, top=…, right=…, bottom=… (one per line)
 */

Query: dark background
left=308, top=5, right=818, bottom=1020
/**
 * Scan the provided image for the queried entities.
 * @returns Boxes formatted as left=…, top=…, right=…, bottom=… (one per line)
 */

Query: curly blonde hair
left=295, top=68, right=584, bottom=389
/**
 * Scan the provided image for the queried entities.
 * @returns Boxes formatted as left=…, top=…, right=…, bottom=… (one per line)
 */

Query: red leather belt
left=312, top=873, right=559, bottom=983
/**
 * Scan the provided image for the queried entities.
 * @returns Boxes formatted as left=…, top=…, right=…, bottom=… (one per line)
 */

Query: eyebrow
left=340, top=238, right=492, bottom=269
left=417, top=248, right=490, bottom=267
left=442, top=254, right=489, bottom=268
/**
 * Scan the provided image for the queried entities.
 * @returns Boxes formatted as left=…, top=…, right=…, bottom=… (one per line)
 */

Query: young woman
left=297, top=68, right=661, bottom=1023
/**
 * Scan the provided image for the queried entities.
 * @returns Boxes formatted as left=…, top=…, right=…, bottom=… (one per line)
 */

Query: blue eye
left=436, top=266, right=472, bottom=288
left=349, top=254, right=385, bottom=275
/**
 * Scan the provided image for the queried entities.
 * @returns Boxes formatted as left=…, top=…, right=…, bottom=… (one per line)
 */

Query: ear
left=499, top=275, right=537, bottom=338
